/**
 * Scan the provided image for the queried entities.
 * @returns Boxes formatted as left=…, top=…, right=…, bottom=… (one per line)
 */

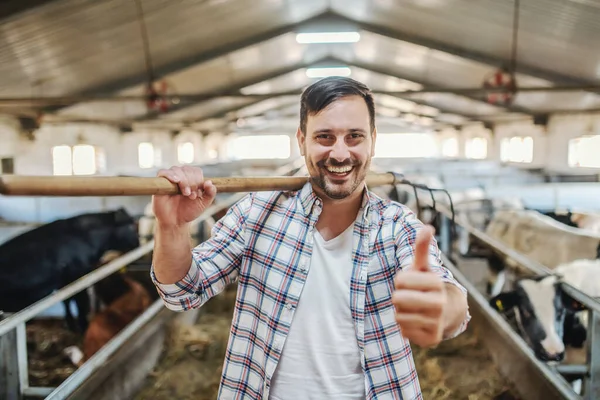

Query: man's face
left=297, top=95, right=376, bottom=200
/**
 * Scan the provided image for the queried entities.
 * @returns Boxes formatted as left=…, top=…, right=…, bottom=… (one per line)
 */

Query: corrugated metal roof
left=0, top=0, right=325, bottom=97
left=333, top=0, right=600, bottom=83
left=0, top=0, right=599, bottom=130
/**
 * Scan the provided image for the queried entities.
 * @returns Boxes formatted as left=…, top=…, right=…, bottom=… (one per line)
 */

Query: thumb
left=413, top=225, right=435, bottom=272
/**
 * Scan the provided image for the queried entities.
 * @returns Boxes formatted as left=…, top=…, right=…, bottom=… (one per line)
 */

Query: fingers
left=157, top=168, right=181, bottom=183
left=157, top=166, right=206, bottom=199
left=392, top=289, right=444, bottom=315
left=413, top=225, right=435, bottom=272
left=395, top=270, right=443, bottom=292
left=202, top=180, right=217, bottom=201
left=182, top=166, right=202, bottom=200
left=399, top=326, right=441, bottom=348
left=395, top=313, right=440, bottom=333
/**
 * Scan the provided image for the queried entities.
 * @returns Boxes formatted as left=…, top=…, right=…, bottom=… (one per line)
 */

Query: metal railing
left=0, top=157, right=306, bottom=400
left=439, top=252, right=582, bottom=400
left=432, top=198, right=600, bottom=400
left=369, top=163, right=599, bottom=398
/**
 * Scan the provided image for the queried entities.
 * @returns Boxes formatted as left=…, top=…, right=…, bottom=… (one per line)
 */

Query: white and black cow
left=484, top=209, right=600, bottom=296
left=489, top=259, right=600, bottom=363
left=0, top=208, right=140, bottom=332
left=543, top=210, right=600, bottom=235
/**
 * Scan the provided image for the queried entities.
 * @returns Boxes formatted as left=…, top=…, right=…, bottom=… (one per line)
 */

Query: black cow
left=0, top=208, right=140, bottom=332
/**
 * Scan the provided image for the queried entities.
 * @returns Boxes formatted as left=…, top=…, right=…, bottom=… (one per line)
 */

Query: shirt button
left=286, top=303, right=293, bottom=310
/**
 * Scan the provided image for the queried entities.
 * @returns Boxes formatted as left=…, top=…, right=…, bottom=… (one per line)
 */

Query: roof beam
left=187, top=98, right=275, bottom=125
left=335, top=57, right=534, bottom=116
left=138, top=57, right=328, bottom=121
left=228, top=99, right=299, bottom=121
left=45, top=10, right=331, bottom=113
left=334, top=12, right=598, bottom=87
left=148, top=57, right=480, bottom=124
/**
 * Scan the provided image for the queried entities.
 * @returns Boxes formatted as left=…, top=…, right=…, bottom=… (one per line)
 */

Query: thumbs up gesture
left=392, top=225, right=447, bottom=348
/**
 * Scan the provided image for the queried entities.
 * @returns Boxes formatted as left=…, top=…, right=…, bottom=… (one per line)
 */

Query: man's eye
left=316, top=135, right=335, bottom=144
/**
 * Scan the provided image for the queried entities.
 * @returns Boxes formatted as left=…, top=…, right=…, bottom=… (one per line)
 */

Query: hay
left=412, top=324, right=520, bottom=400
left=134, top=287, right=237, bottom=400
left=26, top=319, right=81, bottom=387
left=136, top=286, right=519, bottom=400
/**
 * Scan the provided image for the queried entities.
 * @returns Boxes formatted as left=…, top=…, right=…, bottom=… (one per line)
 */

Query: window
left=568, top=135, right=600, bottom=168
left=465, top=137, right=488, bottom=159
left=178, top=142, right=195, bottom=164
left=374, top=133, right=437, bottom=158
left=441, top=137, right=459, bottom=158
left=52, top=145, right=104, bottom=175
left=227, top=135, right=291, bottom=159
left=139, top=142, right=154, bottom=169
left=72, top=145, right=96, bottom=175
left=53, top=145, right=72, bottom=175
left=500, top=136, right=534, bottom=163
left=208, top=149, right=218, bottom=159
left=138, top=142, right=162, bottom=169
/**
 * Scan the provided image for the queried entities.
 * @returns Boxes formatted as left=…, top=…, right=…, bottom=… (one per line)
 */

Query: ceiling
left=1, top=0, right=599, bottom=133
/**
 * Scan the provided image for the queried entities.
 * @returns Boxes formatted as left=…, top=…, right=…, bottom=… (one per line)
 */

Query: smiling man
left=150, top=76, right=470, bottom=400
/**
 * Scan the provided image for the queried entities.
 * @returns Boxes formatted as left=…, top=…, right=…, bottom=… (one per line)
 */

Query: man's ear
left=296, top=127, right=305, bottom=156
left=489, top=291, right=519, bottom=312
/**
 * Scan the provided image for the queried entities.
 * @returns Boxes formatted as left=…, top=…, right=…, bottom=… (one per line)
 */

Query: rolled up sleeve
left=150, top=194, right=252, bottom=312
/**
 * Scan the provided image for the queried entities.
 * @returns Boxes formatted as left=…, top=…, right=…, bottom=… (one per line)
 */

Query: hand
left=392, top=225, right=446, bottom=348
left=153, top=166, right=217, bottom=228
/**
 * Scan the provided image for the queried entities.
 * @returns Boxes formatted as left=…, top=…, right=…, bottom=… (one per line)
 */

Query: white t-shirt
left=269, top=223, right=366, bottom=399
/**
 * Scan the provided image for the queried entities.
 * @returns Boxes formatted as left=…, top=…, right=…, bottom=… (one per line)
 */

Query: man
left=151, top=76, right=470, bottom=400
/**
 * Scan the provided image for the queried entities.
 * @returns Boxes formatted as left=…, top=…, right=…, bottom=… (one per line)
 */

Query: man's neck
left=314, top=184, right=365, bottom=241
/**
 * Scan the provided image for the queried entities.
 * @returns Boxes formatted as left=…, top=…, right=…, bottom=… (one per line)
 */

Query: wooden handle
left=0, top=173, right=396, bottom=197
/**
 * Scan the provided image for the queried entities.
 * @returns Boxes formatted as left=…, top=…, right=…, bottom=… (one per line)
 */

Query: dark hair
left=299, top=76, right=375, bottom=135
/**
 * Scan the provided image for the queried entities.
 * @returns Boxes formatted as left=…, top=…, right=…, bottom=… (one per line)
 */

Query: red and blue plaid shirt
left=151, top=182, right=470, bottom=400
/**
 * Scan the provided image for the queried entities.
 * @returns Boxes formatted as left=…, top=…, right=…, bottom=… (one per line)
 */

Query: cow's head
left=489, top=276, right=587, bottom=362
left=109, top=208, right=140, bottom=251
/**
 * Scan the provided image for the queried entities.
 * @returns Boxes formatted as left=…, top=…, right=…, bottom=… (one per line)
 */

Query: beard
left=309, top=156, right=370, bottom=200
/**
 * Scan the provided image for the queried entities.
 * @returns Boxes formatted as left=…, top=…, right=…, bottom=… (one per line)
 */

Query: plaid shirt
left=151, top=182, right=470, bottom=400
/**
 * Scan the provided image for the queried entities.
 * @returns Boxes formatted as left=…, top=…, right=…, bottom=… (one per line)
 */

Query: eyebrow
left=312, top=128, right=368, bottom=135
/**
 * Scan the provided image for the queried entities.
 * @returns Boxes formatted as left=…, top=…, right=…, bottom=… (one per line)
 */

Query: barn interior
left=0, top=1, right=599, bottom=399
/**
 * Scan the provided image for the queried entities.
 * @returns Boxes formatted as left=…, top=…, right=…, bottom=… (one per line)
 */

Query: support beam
left=333, top=12, right=600, bottom=87
left=44, top=10, right=330, bottom=113
left=139, top=57, right=328, bottom=121
left=227, top=99, right=299, bottom=122
left=187, top=98, right=278, bottom=125
left=33, top=7, right=599, bottom=121
left=336, top=57, right=534, bottom=116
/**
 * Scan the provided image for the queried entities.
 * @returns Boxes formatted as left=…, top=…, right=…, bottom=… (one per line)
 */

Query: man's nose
left=330, top=141, right=350, bottom=162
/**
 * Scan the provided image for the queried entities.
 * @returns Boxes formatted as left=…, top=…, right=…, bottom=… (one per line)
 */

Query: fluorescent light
left=306, top=67, right=352, bottom=78
left=296, top=32, right=360, bottom=44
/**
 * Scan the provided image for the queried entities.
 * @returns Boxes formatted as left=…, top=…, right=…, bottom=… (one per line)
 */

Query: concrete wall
left=1, top=112, right=600, bottom=222
left=436, top=116, right=600, bottom=176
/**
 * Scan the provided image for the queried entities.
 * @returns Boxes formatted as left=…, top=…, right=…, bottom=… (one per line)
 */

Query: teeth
left=326, top=166, right=352, bottom=173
